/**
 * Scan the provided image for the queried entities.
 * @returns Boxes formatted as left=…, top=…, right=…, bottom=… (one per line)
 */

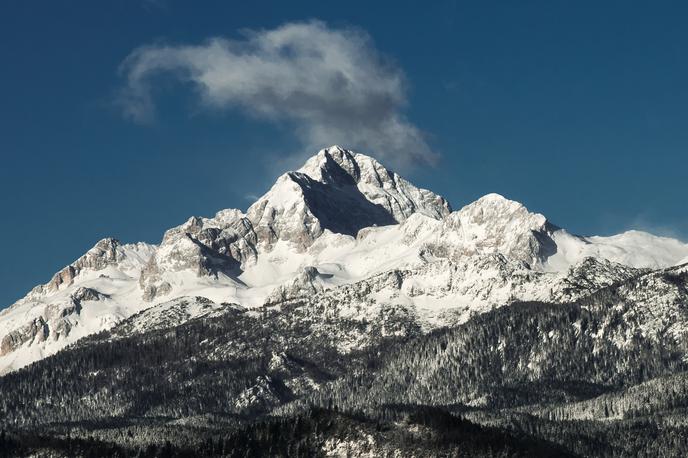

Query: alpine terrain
left=2, top=146, right=688, bottom=457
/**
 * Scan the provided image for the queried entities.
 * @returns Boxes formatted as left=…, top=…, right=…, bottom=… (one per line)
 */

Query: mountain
left=0, top=239, right=156, bottom=373
left=2, top=145, right=688, bottom=456
left=2, top=145, right=687, bottom=376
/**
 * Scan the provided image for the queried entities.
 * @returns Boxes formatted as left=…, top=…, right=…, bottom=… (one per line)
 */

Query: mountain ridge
left=1, top=145, right=688, bottom=375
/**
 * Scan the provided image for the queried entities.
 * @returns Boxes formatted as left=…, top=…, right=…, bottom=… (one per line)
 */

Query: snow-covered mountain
left=2, top=145, right=687, bottom=374
left=0, top=239, right=155, bottom=373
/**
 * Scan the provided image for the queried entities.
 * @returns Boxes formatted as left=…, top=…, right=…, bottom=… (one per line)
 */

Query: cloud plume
left=118, top=20, right=437, bottom=167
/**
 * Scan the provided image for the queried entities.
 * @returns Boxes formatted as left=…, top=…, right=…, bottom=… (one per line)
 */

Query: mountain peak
left=298, top=145, right=387, bottom=186
left=86, top=237, right=121, bottom=256
left=139, top=146, right=452, bottom=302
left=468, top=192, right=535, bottom=212
left=458, top=193, right=548, bottom=230
left=474, top=192, right=512, bottom=204
left=246, top=146, right=452, bottom=246
left=426, top=193, right=557, bottom=267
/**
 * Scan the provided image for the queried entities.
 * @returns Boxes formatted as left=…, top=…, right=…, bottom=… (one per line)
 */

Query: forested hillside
left=2, top=256, right=688, bottom=456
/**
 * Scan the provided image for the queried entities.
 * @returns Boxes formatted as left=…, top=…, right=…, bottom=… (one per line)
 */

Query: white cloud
left=118, top=20, right=438, bottom=167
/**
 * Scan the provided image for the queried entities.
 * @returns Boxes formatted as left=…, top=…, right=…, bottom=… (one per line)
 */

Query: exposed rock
left=71, top=287, right=109, bottom=305
left=45, top=239, right=121, bottom=292
left=265, top=266, right=330, bottom=304
left=142, top=281, right=172, bottom=302
left=0, top=317, right=48, bottom=356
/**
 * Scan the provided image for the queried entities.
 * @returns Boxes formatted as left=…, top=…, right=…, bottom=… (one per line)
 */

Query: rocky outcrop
left=70, top=286, right=109, bottom=305
left=0, top=287, right=111, bottom=357
left=265, top=266, right=331, bottom=304
left=0, top=317, right=48, bottom=356
left=45, top=239, right=121, bottom=292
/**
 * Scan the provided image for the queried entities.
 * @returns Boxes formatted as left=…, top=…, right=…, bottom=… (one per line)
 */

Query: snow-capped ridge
left=17, top=238, right=156, bottom=298
left=424, top=193, right=557, bottom=267
left=105, top=296, right=242, bottom=339
left=3, top=146, right=688, bottom=374
left=546, top=228, right=688, bottom=270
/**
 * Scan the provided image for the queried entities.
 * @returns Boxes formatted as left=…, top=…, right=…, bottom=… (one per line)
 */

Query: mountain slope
left=0, top=239, right=156, bottom=374
left=312, top=263, right=688, bottom=411
left=2, top=266, right=688, bottom=456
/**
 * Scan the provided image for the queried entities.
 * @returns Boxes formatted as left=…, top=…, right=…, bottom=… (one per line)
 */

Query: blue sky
left=1, top=1, right=687, bottom=307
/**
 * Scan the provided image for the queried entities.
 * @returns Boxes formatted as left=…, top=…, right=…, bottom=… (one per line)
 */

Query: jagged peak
left=83, top=238, right=155, bottom=264
left=87, top=237, right=121, bottom=253
left=243, top=146, right=451, bottom=241
left=162, top=216, right=205, bottom=243
left=298, top=145, right=360, bottom=181
left=63, top=238, right=123, bottom=271
left=297, top=145, right=404, bottom=188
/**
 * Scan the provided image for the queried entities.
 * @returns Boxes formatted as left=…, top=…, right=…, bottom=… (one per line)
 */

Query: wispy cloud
left=627, top=214, right=688, bottom=241
left=141, top=0, right=168, bottom=12
left=117, top=20, right=438, bottom=168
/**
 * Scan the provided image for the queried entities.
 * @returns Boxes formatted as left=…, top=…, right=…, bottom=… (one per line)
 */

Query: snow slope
left=547, top=229, right=688, bottom=270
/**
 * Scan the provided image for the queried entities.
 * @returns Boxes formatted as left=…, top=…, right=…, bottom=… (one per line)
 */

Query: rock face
left=265, top=266, right=330, bottom=305
left=2, top=145, right=688, bottom=374
left=43, top=238, right=120, bottom=292
left=0, top=317, right=47, bottom=357
left=0, top=287, right=110, bottom=357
